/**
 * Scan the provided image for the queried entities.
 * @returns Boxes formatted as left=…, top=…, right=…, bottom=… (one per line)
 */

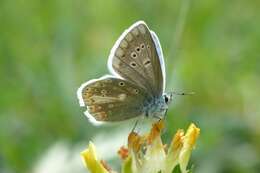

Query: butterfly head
left=164, top=92, right=173, bottom=105
left=164, top=91, right=194, bottom=105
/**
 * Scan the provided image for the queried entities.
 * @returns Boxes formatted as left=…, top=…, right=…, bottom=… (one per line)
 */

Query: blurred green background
left=1, top=0, right=260, bottom=172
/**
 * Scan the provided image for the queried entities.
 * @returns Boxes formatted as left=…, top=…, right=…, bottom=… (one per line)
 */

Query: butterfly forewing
left=108, top=21, right=165, bottom=98
left=78, top=76, right=150, bottom=122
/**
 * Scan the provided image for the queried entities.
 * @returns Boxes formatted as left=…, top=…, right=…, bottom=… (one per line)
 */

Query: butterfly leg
left=153, top=115, right=162, bottom=121
left=131, top=119, right=139, bottom=133
left=163, top=109, right=168, bottom=120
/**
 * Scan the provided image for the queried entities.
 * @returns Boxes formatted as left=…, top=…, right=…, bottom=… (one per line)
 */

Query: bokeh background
left=1, top=0, right=260, bottom=172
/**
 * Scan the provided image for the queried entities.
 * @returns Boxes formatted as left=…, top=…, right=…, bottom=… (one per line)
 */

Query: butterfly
left=77, top=21, right=174, bottom=124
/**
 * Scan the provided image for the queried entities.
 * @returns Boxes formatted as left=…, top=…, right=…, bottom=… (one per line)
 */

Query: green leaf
left=172, top=165, right=182, bottom=173
left=172, top=164, right=194, bottom=173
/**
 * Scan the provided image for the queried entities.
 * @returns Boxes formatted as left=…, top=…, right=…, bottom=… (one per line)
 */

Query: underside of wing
left=108, top=21, right=165, bottom=98
left=77, top=76, right=150, bottom=122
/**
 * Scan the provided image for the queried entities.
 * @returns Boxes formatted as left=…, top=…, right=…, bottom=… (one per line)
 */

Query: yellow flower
left=179, top=123, right=200, bottom=173
left=81, top=142, right=114, bottom=173
left=164, top=129, right=185, bottom=173
left=81, top=121, right=200, bottom=173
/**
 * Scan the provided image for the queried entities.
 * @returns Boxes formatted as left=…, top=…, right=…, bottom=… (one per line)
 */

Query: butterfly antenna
left=171, top=91, right=195, bottom=96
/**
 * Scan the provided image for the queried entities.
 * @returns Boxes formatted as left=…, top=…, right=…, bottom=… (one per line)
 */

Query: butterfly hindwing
left=78, top=76, right=150, bottom=122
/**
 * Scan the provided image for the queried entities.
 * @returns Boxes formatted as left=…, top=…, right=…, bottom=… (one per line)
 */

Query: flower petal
left=140, top=120, right=166, bottom=173
left=179, top=123, right=200, bottom=173
left=81, top=142, right=110, bottom=173
left=164, top=129, right=185, bottom=173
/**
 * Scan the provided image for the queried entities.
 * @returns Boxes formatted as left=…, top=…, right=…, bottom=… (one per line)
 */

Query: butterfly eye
left=164, top=95, right=169, bottom=103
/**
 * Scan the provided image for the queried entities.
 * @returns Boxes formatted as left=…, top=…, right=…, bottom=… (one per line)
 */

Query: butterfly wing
left=108, top=21, right=166, bottom=98
left=77, top=76, right=149, bottom=122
